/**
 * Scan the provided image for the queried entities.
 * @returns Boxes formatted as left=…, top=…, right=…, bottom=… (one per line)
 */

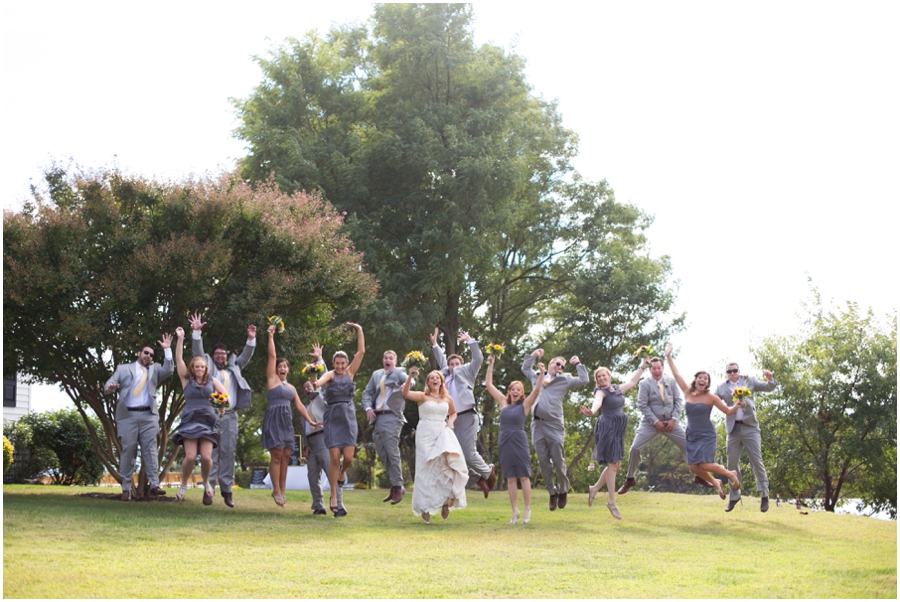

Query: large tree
left=3, top=166, right=377, bottom=495
left=752, top=291, right=896, bottom=516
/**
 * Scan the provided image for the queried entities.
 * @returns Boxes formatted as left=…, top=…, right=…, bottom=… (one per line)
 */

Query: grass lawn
left=3, top=484, right=896, bottom=598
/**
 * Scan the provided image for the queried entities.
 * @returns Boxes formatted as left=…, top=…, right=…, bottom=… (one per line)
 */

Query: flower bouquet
left=267, top=315, right=285, bottom=334
left=301, top=363, right=325, bottom=378
left=401, top=350, right=428, bottom=371
left=632, top=345, right=656, bottom=361
left=209, top=391, right=230, bottom=417
left=732, top=387, right=752, bottom=406
left=485, top=343, right=505, bottom=358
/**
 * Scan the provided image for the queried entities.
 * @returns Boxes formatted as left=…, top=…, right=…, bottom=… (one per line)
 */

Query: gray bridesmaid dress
left=260, top=383, right=295, bottom=450
left=592, top=385, right=628, bottom=463
left=173, top=379, right=220, bottom=447
left=321, top=372, right=358, bottom=449
left=684, top=401, right=717, bottom=464
left=498, top=402, right=531, bottom=478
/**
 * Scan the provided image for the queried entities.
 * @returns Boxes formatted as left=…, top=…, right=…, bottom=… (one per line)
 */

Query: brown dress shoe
left=557, top=492, right=568, bottom=509
left=383, top=487, right=395, bottom=503
left=693, top=475, right=716, bottom=489
left=485, top=465, right=497, bottom=490
left=549, top=493, right=558, bottom=511
left=725, top=498, right=739, bottom=512
left=121, top=490, right=131, bottom=502
left=149, top=487, right=166, bottom=496
left=391, top=486, right=404, bottom=505
left=222, top=491, right=234, bottom=508
left=202, top=488, right=214, bottom=506
left=617, top=478, right=636, bottom=495
left=477, top=476, right=490, bottom=498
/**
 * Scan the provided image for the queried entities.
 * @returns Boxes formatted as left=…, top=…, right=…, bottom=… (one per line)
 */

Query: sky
left=2, top=1, right=897, bottom=412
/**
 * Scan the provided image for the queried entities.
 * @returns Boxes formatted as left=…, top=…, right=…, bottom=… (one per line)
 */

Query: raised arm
left=175, top=327, right=189, bottom=386
left=484, top=355, right=507, bottom=406
left=569, top=356, right=590, bottom=389
left=234, top=324, right=257, bottom=368
left=189, top=312, right=206, bottom=358
left=266, top=325, right=279, bottom=389
left=620, top=358, right=650, bottom=393
left=521, top=349, right=542, bottom=386
left=401, top=366, right=426, bottom=404
left=430, top=328, right=448, bottom=371
left=664, top=344, right=689, bottom=393
left=459, top=332, right=483, bottom=378
left=345, top=322, right=366, bottom=378
left=522, top=363, right=545, bottom=415
left=157, top=333, right=175, bottom=381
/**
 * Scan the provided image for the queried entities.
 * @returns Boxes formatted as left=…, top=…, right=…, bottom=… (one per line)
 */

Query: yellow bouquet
left=268, top=315, right=285, bottom=333
left=633, top=345, right=656, bottom=360
left=732, top=387, right=752, bottom=405
left=401, top=350, right=428, bottom=371
left=209, top=391, right=230, bottom=417
left=485, top=343, right=505, bottom=358
left=301, top=363, right=325, bottom=378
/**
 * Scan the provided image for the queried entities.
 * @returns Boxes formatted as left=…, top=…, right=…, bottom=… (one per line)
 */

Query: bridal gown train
left=412, top=399, right=468, bottom=517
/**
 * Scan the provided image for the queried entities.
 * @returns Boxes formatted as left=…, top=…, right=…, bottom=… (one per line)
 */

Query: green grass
left=3, top=484, right=896, bottom=598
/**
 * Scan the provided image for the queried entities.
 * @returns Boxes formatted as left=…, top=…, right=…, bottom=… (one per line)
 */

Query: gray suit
left=715, top=375, right=777, bottom=501
left=302, top=391, right=343, bottom=511
left=362, top=367, right=408, bottom=488
left=103, top=354, right=174, bottom=490
left=522, top=354, right=590, bottom=495
left=433, top=340, right=491, bottom=480
left=192, top=333, right=255, bottom=494
left=624, top=375, right=687, bottom=480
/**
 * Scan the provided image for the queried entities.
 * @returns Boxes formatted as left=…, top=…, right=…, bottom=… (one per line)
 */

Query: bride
left=402, top=366, right=468, bottom=524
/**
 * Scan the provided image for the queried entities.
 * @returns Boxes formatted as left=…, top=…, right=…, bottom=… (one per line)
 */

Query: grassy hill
left=3, top=484, right=895, bottom=598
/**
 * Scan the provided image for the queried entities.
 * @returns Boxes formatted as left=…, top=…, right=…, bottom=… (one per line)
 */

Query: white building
left=3, top=375, right=31, bottom=423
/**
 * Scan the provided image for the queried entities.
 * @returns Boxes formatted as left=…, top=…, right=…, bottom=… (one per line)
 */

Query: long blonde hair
left=188, top=356, right=210, bottom=386
left=424, top=370, right=448, bottom=397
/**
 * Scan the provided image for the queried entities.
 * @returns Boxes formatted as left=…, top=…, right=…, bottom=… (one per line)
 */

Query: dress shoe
left=222, top=491, right=234, bottom=508
left=477, top=476, right=490, bottom=498
left=383, top=487, right=395, bottom=503
left=121, top=490, right=131, bottom=502
left=693, top=475, right=716, bottom=489
left=549, top=493, right=558, bottom=511
left=760, top=496, right=769, bottom=513
left=725, top=498, right=739, bottom=512
left=149, top=486, right=166, bottom=496
left=313, top=508, right=327, bottom=515
left=485, top=464, right=497, bottom=490
left=391, top=485, right=404, bottom=505
left=441, top=503, right=450, bottom=520
left=202, top=486, right=214, bottom=506
left=617, top=478, right=636, bottom=495
left=557, top=492, right=568, bottom=509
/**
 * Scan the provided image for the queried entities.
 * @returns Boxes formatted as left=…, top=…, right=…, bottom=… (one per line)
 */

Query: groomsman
left=522, top=349, right=589, bottom=510
left=618, top=356, right=718, bottom=494
left=189, top=313, right=256, bottom=508
left=715, top=362, right=777, bottom=512
left=431, top=329, right=496, bottom=497
left=103, top=333, right=174, bottom=501
left=302, top=379, right=343, bottom=515
left=362, top=350, right=409, bottom=505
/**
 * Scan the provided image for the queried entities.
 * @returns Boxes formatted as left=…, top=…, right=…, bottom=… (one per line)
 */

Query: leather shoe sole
left=391, top=486, right=404, bottom=505
left=617, top=478, right=636, bottom=495
left=149, top=487, right=166, bottom=496
left=222, top=492, right=234, bottom=508
left=725, top=499, right=738, bottom=512
left=477, top=477, right=490, bottom=498
left=485, top=465, right=497, bottom=490
left=557, top=492, right=568, bottom=509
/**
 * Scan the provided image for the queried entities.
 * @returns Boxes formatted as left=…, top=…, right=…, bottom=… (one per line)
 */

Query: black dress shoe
left=617, top=478, right=636, bottom=495
left=222, top=492, right=234, bottom=508
left=557, top=492, right=568, bottom=509
left=149, top=486, right=166, bottom=496
left=314, top=508, right=327, bottom=515
left=549, top=493, right=558, bottom=511
left=760, top=496, right=769, bottom=513
left=725, top=498, right=739, bottom=512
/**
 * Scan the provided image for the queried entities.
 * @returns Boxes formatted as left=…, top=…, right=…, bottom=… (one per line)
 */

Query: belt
left=374, top=410, right=393, bottom=416
left=128, top=407, right=152, bottom=412
left=533, top=415, right=542, bottom=421
left=328, top=399, right=352, bottom=405
left=457, top=408, right=475, bottom=416
left=308, top=431, right=323, bottom=438
left=734, top=420, right=744, bottom=425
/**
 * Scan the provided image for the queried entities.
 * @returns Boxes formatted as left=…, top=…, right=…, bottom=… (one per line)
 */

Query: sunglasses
left=554, top=362, right=565, bottom=368
left=142, top=350, right=155, bottom=358
left=726, top=369, right=739, bottom=374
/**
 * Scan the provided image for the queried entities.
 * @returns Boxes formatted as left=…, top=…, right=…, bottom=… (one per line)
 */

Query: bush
left=3, top=435, right=13, bottom=473
left=19, top=409, right=105, bottom=485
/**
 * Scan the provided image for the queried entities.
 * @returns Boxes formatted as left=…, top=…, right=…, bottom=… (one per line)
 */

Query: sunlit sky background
left=2, top=2, right=896, bottom=412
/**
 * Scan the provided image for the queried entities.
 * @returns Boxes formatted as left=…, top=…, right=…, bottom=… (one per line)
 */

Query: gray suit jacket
left=715, top=376, right=777, bottom=433
left=637, top=376, right=683, bottom=425
left=522, top=354, right=590, bottom=425
left=104, top=357, right=175, bottom=422
left=361, top=367, right=409, bottom=423
left=432, top=340, right=484, bottom=412
left=192, top=334, right=255, bottom=409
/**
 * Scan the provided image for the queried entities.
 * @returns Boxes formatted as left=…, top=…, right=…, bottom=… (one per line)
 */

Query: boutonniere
left=664, top=381, right=670, bottom=388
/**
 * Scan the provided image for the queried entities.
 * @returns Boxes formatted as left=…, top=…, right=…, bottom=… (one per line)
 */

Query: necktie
left=657, top=380, right=665, bottom=401
left=377, top=372, right=387, bottom=410
left=133, top=366, right=149, bottom=397
left=221, top=370, right=231, bottom=409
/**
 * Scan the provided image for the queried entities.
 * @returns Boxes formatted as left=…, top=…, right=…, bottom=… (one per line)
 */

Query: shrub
left=3, top=435, right=13, bottom=473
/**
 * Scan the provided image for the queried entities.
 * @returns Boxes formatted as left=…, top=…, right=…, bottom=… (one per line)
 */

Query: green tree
left=20, top=409, right=105, bottom=485
left=752, top=292, right=896, bottom=516
left=4, top=166, right=377, bottom=495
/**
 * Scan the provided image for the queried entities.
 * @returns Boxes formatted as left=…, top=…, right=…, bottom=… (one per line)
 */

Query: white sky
left=2, top=2, right=897, bottom=412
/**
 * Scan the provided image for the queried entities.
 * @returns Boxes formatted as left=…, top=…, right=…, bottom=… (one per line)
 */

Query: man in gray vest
left=103, top=333, right=174, bottom=501
left=715, top=362, right=777, bottom=512
left=189, top=313, right=256, bottom=508
left=362, top=350, right=409, bottom=505
left=302, top=376, right=343, bottom=515
left=522, top=349, right=590, bottom=510
left=431, top=329, right=496, bottom=497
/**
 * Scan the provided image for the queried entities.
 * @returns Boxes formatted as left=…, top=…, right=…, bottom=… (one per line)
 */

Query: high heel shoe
left=510, top=509, right=520, bottom=524
left=522, top=509, right=531, bottom=524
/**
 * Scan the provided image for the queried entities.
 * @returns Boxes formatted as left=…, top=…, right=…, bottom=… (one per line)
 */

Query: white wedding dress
left=412, top=399, right=468, bottom=517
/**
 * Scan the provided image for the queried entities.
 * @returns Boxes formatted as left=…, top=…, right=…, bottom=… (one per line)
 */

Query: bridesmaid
left=172, top=326, right=226, bottom=505
left=263, top=325, right=320, bottom=508
left=314, top=323, right=365, bottom=517
left=664, top=343, right=742, bottom=500
left=484, top=355, right=544, bottom=525
left=578, top=358, right=648, bottom=520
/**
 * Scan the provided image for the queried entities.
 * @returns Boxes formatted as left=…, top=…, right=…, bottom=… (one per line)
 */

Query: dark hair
left=447, top=354, right=464, bottom=364
left=211, top=344, right=228, bottom=355
left=690, top=371, right=711, bottom=394
left=650, top=357, right=663, bottom=366
left=276, top=358, right=290, bottom=371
